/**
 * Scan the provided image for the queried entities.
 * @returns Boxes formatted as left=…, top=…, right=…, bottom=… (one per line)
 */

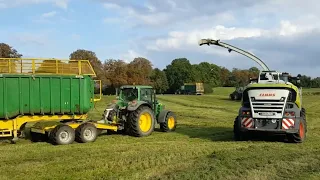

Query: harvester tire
left=49, top=124, right=75, bottom=145
left=301, top=108, right=307, bottom=132
left=288, top=119, right=306, bottom=143
left=233, top=117, right=248, bottom=141
left=75, top=123, right=98, bottom=143
left=160, top=111, right=177, bottom=132
left=127, top=106, right=155, bottom=137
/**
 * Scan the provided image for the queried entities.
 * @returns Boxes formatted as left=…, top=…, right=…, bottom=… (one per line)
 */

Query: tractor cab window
left=121, top=88, right=138, bottom=101
left=140, top=88, right=153, bottom=103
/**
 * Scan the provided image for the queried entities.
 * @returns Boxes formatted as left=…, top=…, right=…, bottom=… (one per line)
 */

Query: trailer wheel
left=160, top=111, right=177, bottom=132
left=75, top=123, right=98, bottom=143
left=49, top=124, right=75, bottom=145
left=30, top=132, right=48, bottom=142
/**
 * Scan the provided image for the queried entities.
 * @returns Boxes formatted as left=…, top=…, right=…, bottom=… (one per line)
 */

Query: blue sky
left=1, top=0, right=320, bottom=77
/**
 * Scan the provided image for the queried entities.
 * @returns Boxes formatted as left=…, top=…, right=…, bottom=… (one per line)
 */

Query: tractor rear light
left=284, top=111, right=295, bottom=116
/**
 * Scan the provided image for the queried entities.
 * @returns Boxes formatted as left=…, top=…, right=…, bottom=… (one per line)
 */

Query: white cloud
left=120, top=50, right=147, bottom=63
left=103, top=3, right=121, bottom=9
left=146, top=25, right=264, bottom=52
left=0, top=3, right=7, bottom=8
left=54, top=0, right=68, bottom=9
left=42, top=11, right=57, bottom=18
left=0, top=0, right=69, bottom=9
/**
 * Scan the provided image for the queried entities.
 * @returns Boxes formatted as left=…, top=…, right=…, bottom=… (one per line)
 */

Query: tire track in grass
left=158, top=96, right=238, bottom=114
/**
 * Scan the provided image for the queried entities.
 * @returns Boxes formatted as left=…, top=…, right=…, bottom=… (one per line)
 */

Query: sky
left=1, top=0, right=320, bottom=77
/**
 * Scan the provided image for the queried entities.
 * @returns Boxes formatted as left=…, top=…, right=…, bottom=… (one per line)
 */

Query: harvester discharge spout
left=198, top=39, right=270, bottom=71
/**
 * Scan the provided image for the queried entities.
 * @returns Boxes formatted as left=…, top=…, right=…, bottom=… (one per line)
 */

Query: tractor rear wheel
left=234, top=94, right=239, bottom=100
left=127, top=106, right=155, bottom=137
left=160, top=112, right=177, bottom=132
left=75, top=123, right=98, bottom=143
left=49, top=124, right=75, bottom=145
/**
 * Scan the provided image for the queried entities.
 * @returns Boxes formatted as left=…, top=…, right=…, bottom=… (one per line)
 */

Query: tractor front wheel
left=160, top=112, right=177, bottom=132
left=127, top=106, right=155, bottom=137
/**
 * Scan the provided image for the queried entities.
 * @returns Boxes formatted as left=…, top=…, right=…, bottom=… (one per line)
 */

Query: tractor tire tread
left=160, top=111, right=177, bottom=132
left=127, top=106, right=155, bottom=137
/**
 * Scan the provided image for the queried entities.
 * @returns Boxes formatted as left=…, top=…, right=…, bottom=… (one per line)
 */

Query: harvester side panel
left=0, top=74, right=94, bottom=119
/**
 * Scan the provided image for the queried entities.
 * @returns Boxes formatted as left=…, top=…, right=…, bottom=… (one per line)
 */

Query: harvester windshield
left=120, top=88, right=138, bottom=101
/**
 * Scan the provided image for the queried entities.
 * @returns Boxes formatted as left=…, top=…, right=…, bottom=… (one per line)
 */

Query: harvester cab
left=198, top=38, right=306, bottom=143
left=99, top=85, right=177, bottom=137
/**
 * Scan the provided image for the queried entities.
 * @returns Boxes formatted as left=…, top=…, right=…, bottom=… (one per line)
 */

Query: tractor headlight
left=280, top=97, right=285, bottom=102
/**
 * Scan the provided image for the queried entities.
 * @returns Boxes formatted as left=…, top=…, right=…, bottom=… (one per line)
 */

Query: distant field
left=1, top=88, right=320, bottom=179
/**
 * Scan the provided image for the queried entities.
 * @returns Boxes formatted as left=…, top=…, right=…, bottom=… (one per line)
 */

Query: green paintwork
left=0, top=74, right=94, bottom=119
left=113, top=85, right=165, bottom=121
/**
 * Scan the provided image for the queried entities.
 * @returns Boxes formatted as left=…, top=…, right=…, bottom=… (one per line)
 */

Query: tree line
left=1, top=43, right=320, bottom=94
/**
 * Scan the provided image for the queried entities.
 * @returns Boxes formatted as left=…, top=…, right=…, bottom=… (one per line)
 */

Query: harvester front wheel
left=233, top=117, right=248, bottom=141
left=49, top=124, right=75, bottom=145
left=160, top=112, right=177, bottom=132
left=75, top=123, right=98, bottom=143
left=288, top=120, right=306, bottom=143
left=127, top=106, right=155, bottom=137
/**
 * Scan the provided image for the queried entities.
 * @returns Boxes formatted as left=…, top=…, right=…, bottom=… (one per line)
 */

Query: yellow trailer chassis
left=0, top=114, right=119, bottom=145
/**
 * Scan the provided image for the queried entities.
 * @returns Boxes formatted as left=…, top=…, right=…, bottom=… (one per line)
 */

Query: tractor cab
left=117, top=85, right=159, bottom=109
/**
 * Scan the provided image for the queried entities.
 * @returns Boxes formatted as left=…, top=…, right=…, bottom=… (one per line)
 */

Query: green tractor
left=230, top=86, right=244, bottom=101
left=98, top=85, right=177, bottom=136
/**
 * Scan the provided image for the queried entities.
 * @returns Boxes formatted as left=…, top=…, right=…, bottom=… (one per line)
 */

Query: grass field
left=1, top=87, right=320, bottom=180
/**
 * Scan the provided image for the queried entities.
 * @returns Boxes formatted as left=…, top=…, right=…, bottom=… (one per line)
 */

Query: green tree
left=127, top=57, right=153, bottom=85
left=220, top=67, right=232, bottom=86
left=150, top=68, right=169, bottom=94
left=299, top=75, right=312, bottom=88
left=164, top=58, right=195, bottom=93
left=69, top=49, right=105, bottom=83
left=0, top=43, right=22, bottom=73
left=103, top=59, right=128, bottom=87
left=0, top=43, right=22, bottom=58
